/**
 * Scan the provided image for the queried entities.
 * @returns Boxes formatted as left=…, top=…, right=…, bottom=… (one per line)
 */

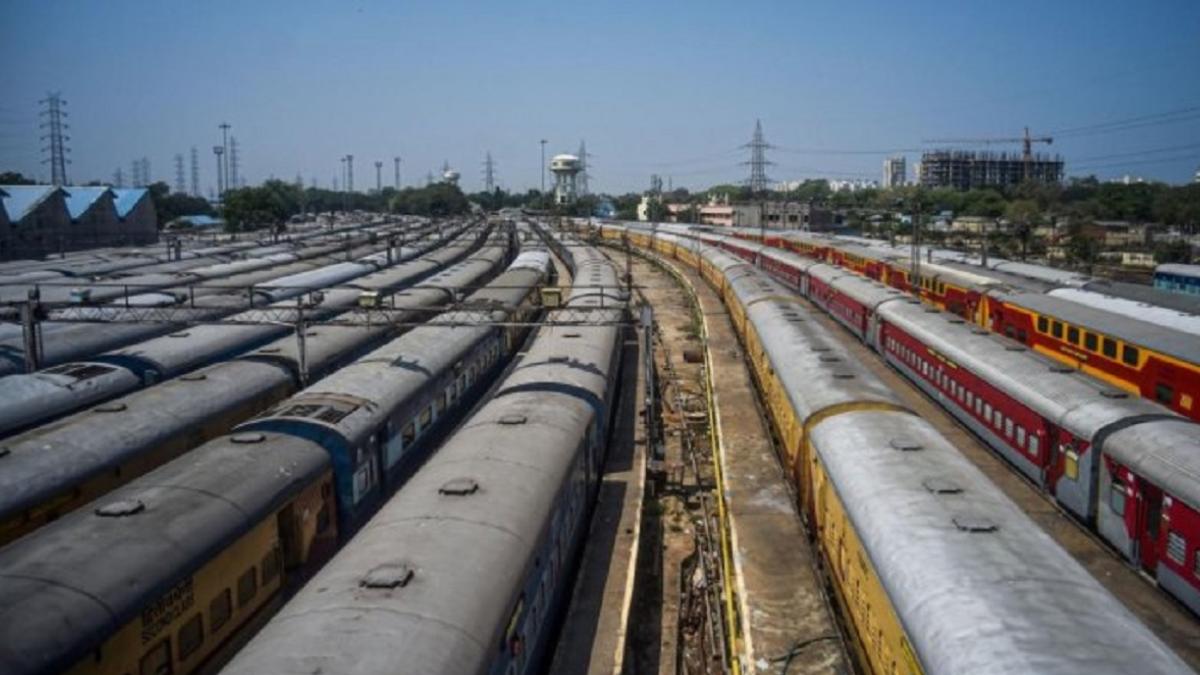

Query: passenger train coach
left=609, top=222, right=1200, bottom=616
left=220, top=234, right=628, bottom=675
left=703, top=225, right=1200, bottom=422
left=0, top=240, right=554, bottom=675
left=597, top=222, right=1193, bottom=674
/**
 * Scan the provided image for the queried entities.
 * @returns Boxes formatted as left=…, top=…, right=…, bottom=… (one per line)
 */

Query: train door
left=1138, top=481, right=1165, bottom=572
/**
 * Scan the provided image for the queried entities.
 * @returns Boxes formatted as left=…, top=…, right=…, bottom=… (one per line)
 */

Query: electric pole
left=375, top=161, right=383, bottom=193
left=219, top=123, right=231, bottom=193
left=213, top=146, right=225, bottom=197
left=39, top=93, right=70, bottom=185
left=174, top=154, right=186, bottom=194
left=229, top=136, right=240, bottom=189
left=393, top=156, right=401, bottom=189
left=345, top=154, right=354, bottom=192
left=483, top=151, right=496, bottom=192
left=540, top=139, right=547, bottom=193
left=190, top=147, right=200, bottom=196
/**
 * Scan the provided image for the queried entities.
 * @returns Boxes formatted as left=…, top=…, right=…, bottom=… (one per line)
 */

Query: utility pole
left=190, top=147, right=200, bottom=196
left=339, top=157, right=346, bottom=193
left=374, top=161, right=383, bottom=193
left=539, top=139, right=547, bottom=193
left=577, top=140, right=590, bottom=196
left=483, top=151, right=496, bottom=192
left=141, top=157, right=150, bottom=186
left=112, top=167, right=123, bottom=188
left=346, top=154, right=354, bottom=192
left=393, top=156, right=401, bottom=189
left=229, top=136, right=240, bottom=189
left=219, top=122, right=231, bottom=193
left=213, top=146, right=225, bottom=197
left=39, top=93, right=70, bottom=185
left=174, top=154, right=186, bottom=194
left=910, top=190, right=923, bottom=297
left=742, top=119, right=773, bottom=193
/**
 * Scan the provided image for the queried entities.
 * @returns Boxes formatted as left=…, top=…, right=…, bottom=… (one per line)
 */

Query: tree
left=1005, top=199, right=1040, bottom=260
left=1154, top=240, right=1193, bottom=264
left=0, top=171, right=35, bottom=185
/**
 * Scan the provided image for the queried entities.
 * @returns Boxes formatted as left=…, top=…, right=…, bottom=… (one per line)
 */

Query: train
left=0, top=236, right=554, bottom=675
left=703, top=224, right=1200, bottom=421
left=598, top=222, right=1192, bottom=673
left=1156, top=263, right=1200, bottom=296
left=0, top=223, right=473, bottom=436
left=219, top=234, right=628, bottom=675
left=0, top=226, right=493, bottom=547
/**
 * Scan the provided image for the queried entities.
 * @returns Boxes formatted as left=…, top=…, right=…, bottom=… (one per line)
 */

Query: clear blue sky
left=2, top=0, right=1198, bottom=194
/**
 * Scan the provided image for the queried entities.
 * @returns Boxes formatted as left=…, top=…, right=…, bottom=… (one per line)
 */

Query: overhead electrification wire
left=1050, top=105, right=1200, bottom=138
left=1069, top=141, right=1200, bottom=164
left=1070, top=154, right=1200, bottom=171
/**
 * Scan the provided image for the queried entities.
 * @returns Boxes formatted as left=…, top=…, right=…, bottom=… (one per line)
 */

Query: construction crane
left=923, top=127, right=1053, bottom=181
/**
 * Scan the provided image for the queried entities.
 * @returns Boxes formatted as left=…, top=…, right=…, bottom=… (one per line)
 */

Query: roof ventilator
left=94, top=402, right=127, bottom=413
left=360, top=562, right=414, bottom=590
left=890, top=438, right=923, bottom=452
left=498, top=414, right=527, bottom=425
left=922, top=478, right=963, bottom=494
left=231, top=432, right=266, bottom=444
left=439, top=478, right=480, bottom=496
left=96, top=499, right=145, bottom=517
left=952, top=515, right=998, bottom=533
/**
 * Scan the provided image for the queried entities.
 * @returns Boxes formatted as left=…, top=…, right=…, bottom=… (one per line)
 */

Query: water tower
left=550, top=153, right=581, bottom=205
left=441, top=161, right=460, bottom=186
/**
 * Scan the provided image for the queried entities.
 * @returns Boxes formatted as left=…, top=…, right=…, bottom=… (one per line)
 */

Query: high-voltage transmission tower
left=742, top=119, right=773, bottom=193
left=140, top=158, right=150, bottom=186
left=219, top=123, right=231, bottom=192
left=190, top=147, right=200, bottom=196
left=345, top=155, right=354, bottom=192
left=174, top=154, right=186, bottom=194
left=482, top=151, right=497, bottom=191
left=213, top=146, right=225, bottom=195
left=130, top=159, right=142, bottom=187
left=576, top=140, right=591, bottom=195
left=374, top=161, right=383, bottom=192
left=393, top=156, right=401, bottom=189
left=39, top=93, right=70, bottom=185
left=112, top=167, right=124, bottom=188
left=229, top=136, right=241, bottom=189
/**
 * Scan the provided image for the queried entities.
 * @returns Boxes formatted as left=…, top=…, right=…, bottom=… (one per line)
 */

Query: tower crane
left=923, top=127, right=1054, bottom=181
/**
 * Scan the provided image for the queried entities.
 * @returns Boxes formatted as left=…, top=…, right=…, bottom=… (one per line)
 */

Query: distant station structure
left=0, top=185, right=156, bottom=259
left=550, top=153, right=581, bottom=205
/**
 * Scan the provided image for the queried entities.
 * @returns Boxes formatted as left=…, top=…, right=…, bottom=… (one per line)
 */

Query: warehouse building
left=0, top=185, right=156, bottom=260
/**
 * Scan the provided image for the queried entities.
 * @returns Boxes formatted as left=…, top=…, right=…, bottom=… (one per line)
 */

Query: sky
left=2, top=0, right=1199, bottom=194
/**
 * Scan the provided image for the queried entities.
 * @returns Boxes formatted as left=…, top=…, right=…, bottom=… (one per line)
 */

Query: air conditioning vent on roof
left=923, top=478, right=963, bottom=494
left=360, top=562, right=414, bottom=590
left=439, top=478, right=480, bottom=496
left=890, top=438, right=923, bottom=452
left=952, top=515, right=998, bottom=533
left=95, top=499, right=145, bottom=517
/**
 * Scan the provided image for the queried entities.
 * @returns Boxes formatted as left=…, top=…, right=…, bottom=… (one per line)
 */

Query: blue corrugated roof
left=177, top=214, right=224, bottom=227
left=0, top=185, right=60, bottom=221
left=111, top=188, right=148, bottom=218
left=63, top=186, right=113, bottom=220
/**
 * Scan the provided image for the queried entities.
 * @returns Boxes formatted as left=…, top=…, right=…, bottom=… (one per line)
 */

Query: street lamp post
left=540, top=139, right=547, bottom=195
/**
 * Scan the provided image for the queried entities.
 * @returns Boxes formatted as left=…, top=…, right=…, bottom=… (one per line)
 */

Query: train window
left=1122, top=345, right=1140, bottom=367
left=447, top=385, right=457, bottom=403
left=1156, top=383, right=1174, bottom=405
left=1029, top=435, right=1039, bottom=457
left=420, top=406, right=433, bottom=428
left=209, top=589, right=232, bottom=634
left=1168, top=531, right=1187, bottom=565
left=1067, top=327, right=1079, bottom=345
left=975, top=398, right=983, bottom=416
left=1194, top=551, right=1200, bottom=579
left=1051, top=321, right=1063, bottom=339
left=966, top=391, right=974, bottom=408
left=1110, top=481, right=1126, bottom=517
left=1037, top=316, right=1049, bottom=333
left=140, top=638, right=172, bottom=675
left=402, top=422, right=416, bottom=447
left=178, top=613, right=204, bottom=661
left=1085, top=332, right=1098, bottom=352
left=435, top=393, right=447, bottom=416
left=1016, top=426, right=1026, bottom=447
left=994, top=410, right=1002, bottom=429
left=237, top=567, right=258, bottom=608
left=1102, top=337, right=1117, bottom=359
left=1064, top=450, right=1079, bottom=480
left=317, top=503, right=331, bottom=533
left=1005, top=418, right=1013, bottom=439
left=983, top=402, right=992, bottom=420
left=261, top=547, right=281, bottom=587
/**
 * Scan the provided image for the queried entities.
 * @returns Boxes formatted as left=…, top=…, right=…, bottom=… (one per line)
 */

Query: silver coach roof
left=811, top=410, right=1191, bottom=674
left=0, top=432, right=330, bottom=675
left=878, top=301, right=1174, bottom=442
left=1103, top=420, right=1200, bottom=509
left=1000, top=291, right=1200, bottom=364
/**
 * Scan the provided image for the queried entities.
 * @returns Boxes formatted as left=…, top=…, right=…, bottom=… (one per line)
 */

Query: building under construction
left=919, top=150, right=1063, bottom=190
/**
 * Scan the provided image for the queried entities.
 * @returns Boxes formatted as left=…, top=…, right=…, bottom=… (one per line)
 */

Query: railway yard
left=1, top=213, right=1200, bottom=675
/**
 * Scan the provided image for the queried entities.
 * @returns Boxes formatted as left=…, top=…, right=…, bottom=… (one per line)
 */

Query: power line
left=38, top=93, right=70, bottom=185
left=1069, top=141, right=1200, bottom=164
left=1070, top=153, right=1200, bottom=172
left=1050, top=104, right=1200, bottom=136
